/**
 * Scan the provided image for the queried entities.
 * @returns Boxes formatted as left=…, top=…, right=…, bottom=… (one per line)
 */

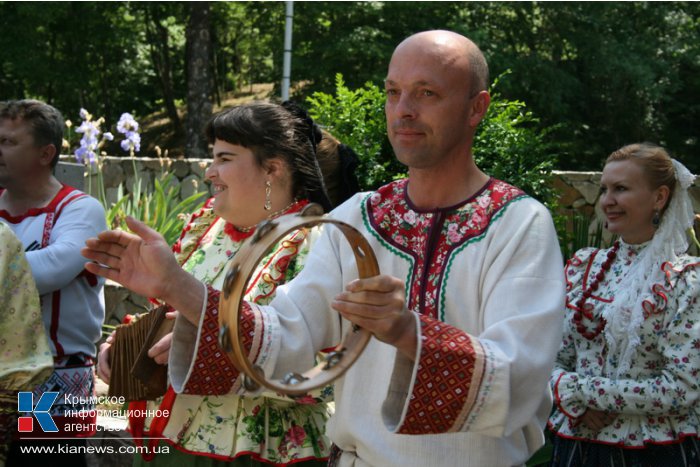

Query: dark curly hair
left=205, top=101, right=332, bottom=211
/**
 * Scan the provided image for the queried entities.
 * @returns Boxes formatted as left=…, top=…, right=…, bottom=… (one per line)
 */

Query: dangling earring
left=652, top=210, right=660, bottom=228
left=264, top=180, right=272, bottom=211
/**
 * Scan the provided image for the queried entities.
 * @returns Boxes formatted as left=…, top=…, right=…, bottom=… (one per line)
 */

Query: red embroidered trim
left=183, top=287, right=239, bottom=395
left=547, top=424, right=700, bottom=449
left=0, top=184, right=78, bottom=222
left=642, top=260, right=700, bottom=318
left=398, top=315, right=482, bottom=434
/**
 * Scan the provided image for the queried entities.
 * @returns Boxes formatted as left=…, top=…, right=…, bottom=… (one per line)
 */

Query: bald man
left=84, top=30, right=566, bottom=466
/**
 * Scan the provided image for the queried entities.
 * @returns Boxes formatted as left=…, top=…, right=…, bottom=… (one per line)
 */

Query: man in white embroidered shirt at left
left=0, top=99, right=106, bottom=467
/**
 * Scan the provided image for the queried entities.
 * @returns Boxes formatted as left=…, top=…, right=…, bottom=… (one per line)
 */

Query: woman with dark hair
left=548, top=143, right=700, bottom=466
left=96, top=101, right=355, bottom=466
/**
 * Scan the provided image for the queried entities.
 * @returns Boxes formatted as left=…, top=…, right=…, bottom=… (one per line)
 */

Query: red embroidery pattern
left=398, top=315, right=484, bottom=434
left=367, top=178, right=526, bottom=319
left=184, top=287, right=240, bottom=395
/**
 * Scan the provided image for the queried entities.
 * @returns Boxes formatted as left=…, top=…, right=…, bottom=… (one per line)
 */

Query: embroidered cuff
left=395, top=314, right=485, bottom=434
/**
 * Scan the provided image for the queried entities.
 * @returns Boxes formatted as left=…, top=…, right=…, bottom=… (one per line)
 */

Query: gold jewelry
left=265, top=199, right=298, bottom=220
left=264, top=180, right=272, bottom=211
left=235, top=199, right=299, bottom=232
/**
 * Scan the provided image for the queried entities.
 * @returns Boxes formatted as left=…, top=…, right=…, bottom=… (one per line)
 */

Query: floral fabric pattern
left=0, top=224, right=53, bottom=457
left=0, top=224, right=53, bottom=390
left=549, top=241, right=700, bottom=446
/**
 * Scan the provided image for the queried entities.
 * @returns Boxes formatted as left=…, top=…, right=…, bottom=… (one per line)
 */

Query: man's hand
left=332, top=275, right=417, bottom=359
left=97, top=332, right=114, bottom=383
left=82, top=216, right=179, bottom=300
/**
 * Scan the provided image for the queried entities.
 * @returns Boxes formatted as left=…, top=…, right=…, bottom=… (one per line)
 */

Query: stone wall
left=59, top=158, right=698, bottom=326
left=59, top=155, right=214, bottom=206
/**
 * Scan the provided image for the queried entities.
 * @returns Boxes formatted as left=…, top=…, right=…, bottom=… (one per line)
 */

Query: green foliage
left=474, top=74, right=560, bottom=209
left=106, top=168, right=206, bottom=246
left=3, top=2, right=697, bottom=173
left=292, top=2, right=700, bottom=173
left=307, top=74, right=404, bottom=190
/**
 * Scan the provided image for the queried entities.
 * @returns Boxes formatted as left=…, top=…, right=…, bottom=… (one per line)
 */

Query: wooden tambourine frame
left=218, top=203, right=379, bottom=396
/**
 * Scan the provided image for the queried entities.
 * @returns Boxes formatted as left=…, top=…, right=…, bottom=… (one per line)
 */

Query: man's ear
left=468, top=91, right=491, bottom=128
left=38, top=144, right=57, bottom=168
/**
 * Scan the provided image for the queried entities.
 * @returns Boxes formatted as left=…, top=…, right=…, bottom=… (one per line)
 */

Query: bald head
left=393, top=30, right=489, bottom=96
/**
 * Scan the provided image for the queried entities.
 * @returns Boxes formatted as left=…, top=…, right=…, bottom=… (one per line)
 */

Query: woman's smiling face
left=599, top=159, right=668, bottom=244
left=205, top=139, right=268, bottom=227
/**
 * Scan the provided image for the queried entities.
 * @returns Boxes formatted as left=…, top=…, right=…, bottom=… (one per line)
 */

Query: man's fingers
left=84, top=237, right=128, bottom=257
left=82, top=248, right=121, bottom=269
left=95, top=228, right=138, bottom=246
left=125, top=216, right=163, bottom=243
left=97, top=343, right=112, bottom=383
left=345, top=275, right=400, bottom=293
left=334, top=291, right=403, bottom=312
left=84, top=261, right=120, bottom=281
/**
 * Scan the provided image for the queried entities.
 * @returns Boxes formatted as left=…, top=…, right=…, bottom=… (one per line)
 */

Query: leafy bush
left=307, top=73, right=404, bottom=190
left=474, top=74, right=560, bottom=209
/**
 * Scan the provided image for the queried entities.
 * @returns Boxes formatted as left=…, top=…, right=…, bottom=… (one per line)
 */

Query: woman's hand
left=146, top=310, right=177, bottom=365
left=147, top=332, right=173, bottom=365
left=332, top=275, right=416, bottom=359
left=82, top=216, right=179, bottom=300
left=580, top=409, right=617, bottom=431
left=97, top=332, right=115, bottom=383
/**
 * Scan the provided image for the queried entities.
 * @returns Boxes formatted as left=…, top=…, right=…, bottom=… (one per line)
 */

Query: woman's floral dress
left=131, top=199, right=333, bottom=465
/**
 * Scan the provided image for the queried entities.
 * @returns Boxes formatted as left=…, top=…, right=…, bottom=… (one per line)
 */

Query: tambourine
left=218, top=203, right=379, bottom=395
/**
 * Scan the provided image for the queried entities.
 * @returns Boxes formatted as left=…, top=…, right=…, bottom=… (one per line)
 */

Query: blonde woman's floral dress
left=131, top=199, right=332, bottom=466
left=549, top=240, right=700, bottom=466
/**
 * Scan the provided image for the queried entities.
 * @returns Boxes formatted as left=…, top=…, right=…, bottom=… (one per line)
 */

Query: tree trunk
left=145, top=6, right=183, bottom=136
left=185, top=2, right=213, bottom=159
